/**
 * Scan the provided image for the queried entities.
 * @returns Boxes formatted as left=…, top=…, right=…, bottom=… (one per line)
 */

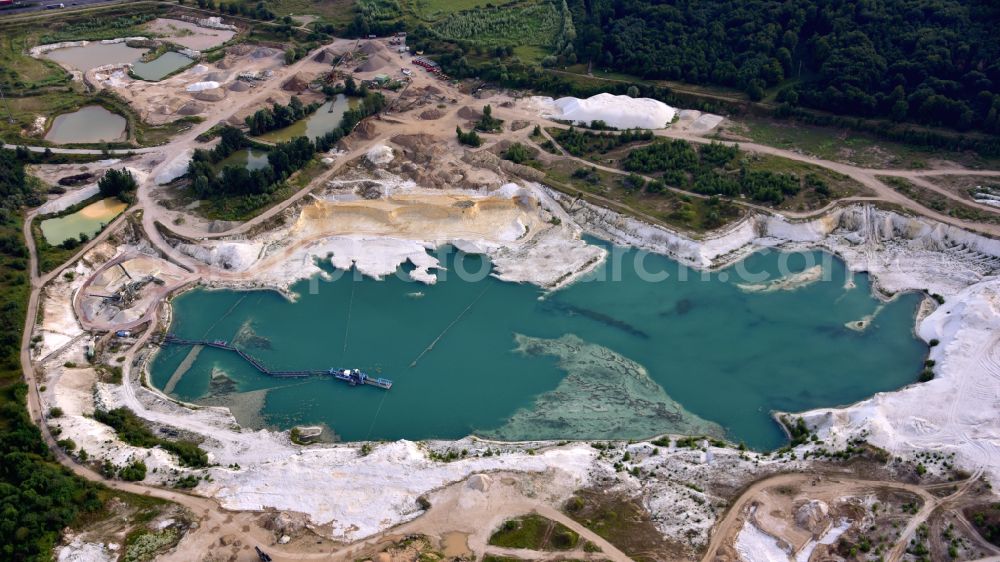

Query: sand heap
left=357, top=55, right=390, bottom=73
left=313, top=49, right=341, bottom=63
left=227, top=44, right=254, bottom=56
left=365, top=144, right=394, bottom=166
left=547, top=93, right=677, bottom=129
left=282, top=72, right=314, bottom=92
left=228, top=80, right=251, bottom=92
left=251, top=46, right=279, bottom=59
left=186, top=81, right=220, bottom=92
left=457, top=106, right=483, bottom=120
left=204, top=70, right=229, bottom=82
left=193, top=88, right=227, bottom=102
left=354, top=120, right=377, bottom=140
left=177, top=101, right=206, bottom=115
left=419, top=108, right=443, bottom=120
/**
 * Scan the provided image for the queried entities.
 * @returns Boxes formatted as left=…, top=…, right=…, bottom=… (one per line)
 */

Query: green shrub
left=119, top=460, right=147, bottom=482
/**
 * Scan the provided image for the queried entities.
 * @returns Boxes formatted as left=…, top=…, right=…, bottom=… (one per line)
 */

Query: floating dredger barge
left=161, top=334, right=392, bottom=390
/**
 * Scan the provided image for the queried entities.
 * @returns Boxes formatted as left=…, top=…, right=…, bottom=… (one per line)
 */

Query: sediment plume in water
left=481, top=333, right=723, bottom=441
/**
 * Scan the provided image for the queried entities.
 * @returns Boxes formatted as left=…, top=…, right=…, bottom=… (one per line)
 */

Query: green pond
left=40, top=197, right=127, bottom=245
left=149, top=243, right=926, bottom=449
left=212, top=148, right=271, bottom=176
left=256, top=95, right=357, bottom=143
left=131, top=51, right=194, bottom=81
left=44, top=106, right=127, bottom=145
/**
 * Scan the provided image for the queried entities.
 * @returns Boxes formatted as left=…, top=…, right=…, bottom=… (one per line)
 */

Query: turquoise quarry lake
left=150, top=243, right=925, bottom=449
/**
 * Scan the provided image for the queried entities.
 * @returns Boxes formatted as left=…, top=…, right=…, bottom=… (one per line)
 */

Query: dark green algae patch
left=149, top=243, right=925, bottom=450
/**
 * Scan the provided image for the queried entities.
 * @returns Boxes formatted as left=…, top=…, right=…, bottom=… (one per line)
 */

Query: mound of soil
left=313, top=49, right=341, bottom=64
left=359, top=41, right=386, bottom=56
left=251, top=47, right=279, bottom=59
left=228, top=80, right=251, bottom=92
left=357, top=55, right=388, bottom=73
left=419, top=109, right=443, bottom=120
left=227, top=44, right=254, bottom=56
left=58, top=172, right=94, bottom=186
left=354, top=120, right=378, bottom=140
left=204, top=71, right=229, bottom=82
left=282, top=72, right=314, bottom=92
left=177, top=101, right=206, bottom=115
left=457, top=106, right=482, bottom=120
left=193, top=87, right=227, bottom=102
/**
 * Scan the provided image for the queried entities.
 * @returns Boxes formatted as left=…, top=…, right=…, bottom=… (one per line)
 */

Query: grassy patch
left=965, top=504, right=1000, bottom=548
left=406, top=0, right=501, bottom=21
left=488, top=513, right=580, bottom=551
left=878, top=176, right=1000, bottom=225
left=544, top=159, right=745, bottom=232
left=0, top=32, right=68, bottom=90
left=512, top=44, right=550, bottom=64
left=746, top=153, right=868, bottom=212
left=0, top=88, right=200, bottom=149
left=429, top=1, right=561, bottom=50
left=244, top=0, right=358, bottom=27
left=563, top=490, right=685, bottom=562
left=572, top=134, right=865, bottom=212
left=719, top=116, right=1000, bottom=170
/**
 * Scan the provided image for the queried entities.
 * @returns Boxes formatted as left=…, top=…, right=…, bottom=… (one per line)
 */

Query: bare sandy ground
left=17, top=34, right=1000, bottom=562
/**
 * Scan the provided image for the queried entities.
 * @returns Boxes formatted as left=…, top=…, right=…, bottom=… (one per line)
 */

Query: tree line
left=552, top=126, right=653, bottom=157
left=188, top=93, right=385, bottom=203
left=621, top=140, right=823, bottom=205
left=245, top=96, right=319, bottom=136
left=566, top=0, right=1000, bottom=133
left=0, top=150, right=104, bottom=562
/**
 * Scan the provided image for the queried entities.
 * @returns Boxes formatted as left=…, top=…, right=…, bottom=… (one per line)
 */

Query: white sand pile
left=154, top=149, right=193, bottom=184
left=325, top=237, right=439, bottom=284
left=56, top=537, right=115, bottom=562
left=177, top=241, right=263, bottom=271
left=736, top=521, right=790, bottom=562
left=190, top=64, right=209, bottom=74
left=365, top=144, right=394, bottom=166
left=186, top=80, right=219, bottom=92
left=539, top=93, right=677, bottom=129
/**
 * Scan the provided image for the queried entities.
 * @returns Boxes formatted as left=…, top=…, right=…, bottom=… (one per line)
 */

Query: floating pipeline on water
left=160, top=334, right=392, bottom=389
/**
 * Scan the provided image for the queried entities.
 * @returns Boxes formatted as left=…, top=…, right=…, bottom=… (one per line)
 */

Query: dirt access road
left=14, top=33, right=1000, bottom=561
left=700, top=470, right=993, bottom=562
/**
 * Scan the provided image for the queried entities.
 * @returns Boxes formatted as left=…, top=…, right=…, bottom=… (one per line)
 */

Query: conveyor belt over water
left=160, top=334, right=392, bottom=389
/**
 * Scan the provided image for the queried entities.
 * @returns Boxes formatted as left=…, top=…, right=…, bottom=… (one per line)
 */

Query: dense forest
left=0, top=150, right=104, bottom=562
left=566, top=0, right=1000, bottom=132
